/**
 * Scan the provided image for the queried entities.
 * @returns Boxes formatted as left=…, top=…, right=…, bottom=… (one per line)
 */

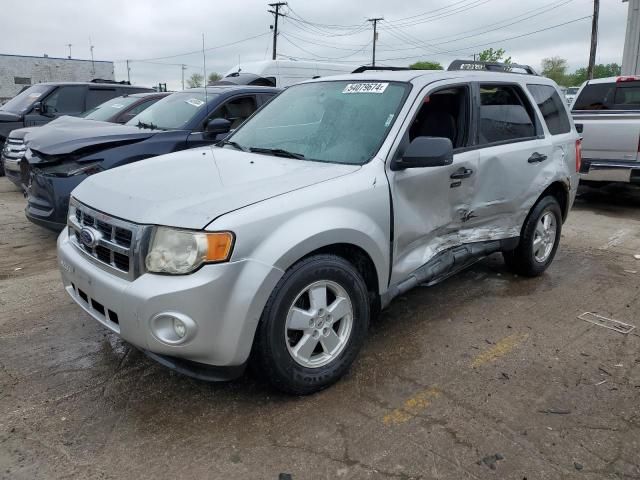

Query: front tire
left=503, top=196, right=562, bottom=277
left=252, top=254, right=370, bottom=395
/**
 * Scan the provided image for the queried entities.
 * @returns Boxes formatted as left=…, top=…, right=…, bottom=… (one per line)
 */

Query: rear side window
left=478, top=84, right=536, bottom=144
left=527, top=84, right=571, bottom=135
left=42, top=86, right=86, bottom=114
left=86, top=89, right=118, bottom=110
left=572, top=83, right=615, bottom=110
left=614, top=84, right=640, bottom=106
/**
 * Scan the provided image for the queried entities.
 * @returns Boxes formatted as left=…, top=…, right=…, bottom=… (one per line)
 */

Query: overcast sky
left=0, top=0, right=630, bottom=90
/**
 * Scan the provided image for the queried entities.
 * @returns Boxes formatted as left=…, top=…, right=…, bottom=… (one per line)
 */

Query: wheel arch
left=537, top=180, right=570, bottom=222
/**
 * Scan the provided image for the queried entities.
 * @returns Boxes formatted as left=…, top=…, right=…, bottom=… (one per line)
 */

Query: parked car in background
left=564, top=86, right=579, bottom=106
left=57, top=62, right=579, bottom=394
left=26, top=85, right=280, bottom=230
left=0, top=80, right=154, bottom=176
left=572, top=76, right=640, bottom=185
left=3, top=92, right=169, bottom=189
left=223, top=60, right=358, bottom=87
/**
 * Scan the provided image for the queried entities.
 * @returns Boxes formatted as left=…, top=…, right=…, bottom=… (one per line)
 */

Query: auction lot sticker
left=342, top=83, right=389, bottom=94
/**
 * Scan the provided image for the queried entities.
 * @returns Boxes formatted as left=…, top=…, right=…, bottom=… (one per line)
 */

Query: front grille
left=68, top=198, right=146, bottom=280
left=3, top=137, right=27, bottom=160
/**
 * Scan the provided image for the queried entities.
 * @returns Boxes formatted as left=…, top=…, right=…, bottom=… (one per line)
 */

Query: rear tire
left=252, top=254, right=369, bottom=395
left=503, top=196, right=562, bottom=277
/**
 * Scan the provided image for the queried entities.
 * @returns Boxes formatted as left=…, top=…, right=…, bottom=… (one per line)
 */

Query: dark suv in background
left=0, top=80, right=154, bottom=175
left=2, top=92, right=169, bottom=188
left=25, top=85, right=280, bottom=230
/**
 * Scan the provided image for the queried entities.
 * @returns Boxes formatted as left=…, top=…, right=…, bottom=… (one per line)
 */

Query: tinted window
left=0, top=84, right=51, bottom=114
left=614, top=85, right=640, bottom=106
left=478, top=84, right=536, bottom=144
left=125, top=98, right=158, bottom=116
left=86, top=89, right=118, bottom=110
left=572, top=83, right=615, bottom=110
left=126, top=92, right=217, bottom=130
left=81, top=95, right=139, bottom=121
left=43, top=86, right=86, bottom=114
left=527, top=84, right=571, bottom=135
left=207, top=96, right=257, bottom=129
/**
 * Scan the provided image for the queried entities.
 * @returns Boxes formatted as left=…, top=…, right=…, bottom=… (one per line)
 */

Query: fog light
left=173, top=318, right=186, bottom=338
left=149, top=312, right=197, bottom=345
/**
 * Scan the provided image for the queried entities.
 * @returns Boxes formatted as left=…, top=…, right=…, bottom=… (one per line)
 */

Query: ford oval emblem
left=80, top=228, right=98, bottom=248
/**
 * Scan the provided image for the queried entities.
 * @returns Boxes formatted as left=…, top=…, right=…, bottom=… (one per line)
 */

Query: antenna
left=202, top=33, right=209, bottom=115
left=66, top=43, right=72, bottom=59
left=89, top=37, right=95, bottom=75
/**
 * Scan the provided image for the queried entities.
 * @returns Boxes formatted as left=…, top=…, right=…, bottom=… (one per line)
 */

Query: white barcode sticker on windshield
left=342, top=83, right=389, bottom=94
left=186, top=98, right=205, bottom=107
left=111, top=104, right=125, bottom=109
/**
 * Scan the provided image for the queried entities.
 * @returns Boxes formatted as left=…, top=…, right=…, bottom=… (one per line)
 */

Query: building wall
left=0, top=55, right=115, bottom=102
left=622, top=0, right=640, bottom=75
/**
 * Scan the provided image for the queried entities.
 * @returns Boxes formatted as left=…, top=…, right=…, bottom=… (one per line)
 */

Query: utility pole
left=66, top=43, right=72, bottom=59
left=126, top=59, right=131, bottom=83
left=268, top=2, right=287, bottom=60
left=181, top=64, right=187, bottom=90
left=368, top=18, right=383, bottom=66
left=587, top=0, right=600, bottom=79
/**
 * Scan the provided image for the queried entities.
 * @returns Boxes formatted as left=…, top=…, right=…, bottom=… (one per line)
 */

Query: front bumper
left=57, top=228, right=283, bottom=370
left=579, top=159, right=640, bottom=184
left=26, top=171, right=84, bottom=230
left=1, top=154, right=23, bottom=188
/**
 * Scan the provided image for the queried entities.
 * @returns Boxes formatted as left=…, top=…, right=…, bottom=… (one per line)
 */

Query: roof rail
left=447, top=60, right=538, bottom=75
left=90, top=79, right=132, bottom=85
left=352, top=66, right=411, bottom=73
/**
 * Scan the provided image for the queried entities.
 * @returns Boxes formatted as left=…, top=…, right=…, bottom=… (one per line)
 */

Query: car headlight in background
left=145, top=227, right=234, bottom=274
left=65, top=161, right=103, bottom=177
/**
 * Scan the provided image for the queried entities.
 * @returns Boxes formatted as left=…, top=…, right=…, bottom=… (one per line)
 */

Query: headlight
left=145, top=227, right=234, bottom=274
left=66, top=161, right=103, bottom=177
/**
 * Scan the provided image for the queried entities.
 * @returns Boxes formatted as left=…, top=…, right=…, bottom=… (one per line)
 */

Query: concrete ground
left=0, top=177, right=639, bottom=480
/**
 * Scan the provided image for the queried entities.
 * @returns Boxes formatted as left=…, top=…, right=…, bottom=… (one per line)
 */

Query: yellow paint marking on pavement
left=471, top=334, right=528, bottom=368
left=383, top=387, right=442, bottom=425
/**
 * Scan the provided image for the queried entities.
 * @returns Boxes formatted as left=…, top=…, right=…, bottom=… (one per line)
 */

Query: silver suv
left=57, top=63, right=580, bottom=394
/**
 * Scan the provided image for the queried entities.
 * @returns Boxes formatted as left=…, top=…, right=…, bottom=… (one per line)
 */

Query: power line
left=124, top=32, right=271, bottom=62
left=377, top=0, right=578, bottom=52
left=376, top=15, right=593, bottom=62
left=383, top=0, right=493, bottom=28
left=280, top=33, right=372, bottom=60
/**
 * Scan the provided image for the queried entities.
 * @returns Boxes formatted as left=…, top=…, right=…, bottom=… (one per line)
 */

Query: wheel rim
left=284, top=280, right=354, bottom=369
left=533, top=211, right=557, bottom=263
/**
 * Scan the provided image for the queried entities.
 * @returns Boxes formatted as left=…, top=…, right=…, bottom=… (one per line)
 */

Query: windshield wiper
left=217, top=139, right=247, bottom=151
left=249, top=147, right=305, bottom=159
left=136, top=120, right=158, bottom=130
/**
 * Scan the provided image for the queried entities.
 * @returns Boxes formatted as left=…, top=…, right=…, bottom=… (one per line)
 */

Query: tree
left=186, top=73, right=203, bottom=88
left=541, top=56, right=569, bottom=86
left=477, top=48, right=511, bottom=64
left=566, top=63, right=622, bottom=86
left=409, top=60, right=443, bottom=70
left=207, top=72, right=222, bottom=84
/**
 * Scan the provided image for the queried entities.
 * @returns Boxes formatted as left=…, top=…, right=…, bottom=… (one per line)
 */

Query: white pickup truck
left=572, top=76, right=640, bottom=184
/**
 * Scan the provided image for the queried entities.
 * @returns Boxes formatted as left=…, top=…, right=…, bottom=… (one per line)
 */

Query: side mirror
left=204, top=118, right=231, bottom=137
left=391, top=136, right=453, bottom=170
left=32, top=101, right=44, bottom=114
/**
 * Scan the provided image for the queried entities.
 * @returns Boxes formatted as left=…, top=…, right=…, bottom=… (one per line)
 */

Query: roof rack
left=90, top=79, right=132, bottom=85
left=352, top=66, right=411, bottom=73
left=447, top=60, right=538, bottom=75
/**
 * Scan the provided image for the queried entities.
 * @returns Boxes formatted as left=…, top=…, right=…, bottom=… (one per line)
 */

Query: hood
left=0, top=110, right=21, bottom=122
left=7, top=126, right=37, bottom=140
left=26, top=118, right=157, bottom=156
left=72, top=146, right=360, bottom=229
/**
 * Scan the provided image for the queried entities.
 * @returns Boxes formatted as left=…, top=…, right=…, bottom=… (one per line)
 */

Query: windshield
left=0, top=85, right=52, bottom=114
left=227, top=80, right=409, bottom=164
left=81, top=95, right=139, bottom=121
left=126, top=91, right=215, bottom=130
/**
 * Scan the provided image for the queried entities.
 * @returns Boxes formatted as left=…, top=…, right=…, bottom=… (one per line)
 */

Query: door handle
left=450, top=167, right=474, bottom=179
left=528, top=152, right=548, bottom=163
